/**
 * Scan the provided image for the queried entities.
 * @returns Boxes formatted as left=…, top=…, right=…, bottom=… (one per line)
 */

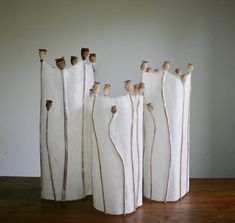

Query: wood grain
left=0, top=178, right=235, bottom=223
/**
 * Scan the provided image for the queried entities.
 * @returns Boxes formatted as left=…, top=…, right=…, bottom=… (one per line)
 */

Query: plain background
left=0, top=0, right=234, bottom=178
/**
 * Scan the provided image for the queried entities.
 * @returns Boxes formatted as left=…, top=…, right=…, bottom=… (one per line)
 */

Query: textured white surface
left=143, top=71, right=191, bottom=201
left=41, top=60, right=94, bottom=201
left=92, top=94, right=143, bottom=215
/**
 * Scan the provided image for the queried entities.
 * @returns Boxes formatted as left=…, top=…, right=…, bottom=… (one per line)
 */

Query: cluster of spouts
left=140, top=60, right=194, bottom=82
left=39, top=47, right=194, bottom=124
left=89, top=80, right=145, bottom=116
left=141, top=60, right=194, bottom=112
left=38, top=48, right=97, bottom=70
left=89, top=80, right=145, bottom=100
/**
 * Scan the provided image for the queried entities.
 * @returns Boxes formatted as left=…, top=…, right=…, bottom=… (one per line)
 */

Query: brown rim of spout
left=55, top=57, right=65, bottom=63
left=46, top=100, right=53, bottom=111
left=81, top=48, right=90, bottom=60
left=146, top=103, right=154, bottom=112
left=175, top=68, right=182, bottom=75
left=71, top=56, right=77, bottom=60
left=39, top=48, right=47, bottom=52
left=111, top=105, right=117, bottom=114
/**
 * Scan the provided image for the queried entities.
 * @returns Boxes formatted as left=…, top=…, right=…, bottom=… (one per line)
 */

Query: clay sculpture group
left=38, top=48, right=193, bottom=215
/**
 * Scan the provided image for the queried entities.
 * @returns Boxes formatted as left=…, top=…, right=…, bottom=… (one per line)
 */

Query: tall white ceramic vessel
left=40, top=60, right=94, bottom=201
left=91, top=95, right=143, bottom=215
left=142, top=70, right=191, bottom=202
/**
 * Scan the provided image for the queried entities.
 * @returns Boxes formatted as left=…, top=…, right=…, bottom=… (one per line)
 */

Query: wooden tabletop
left=0, top=177, right=235, bottom=223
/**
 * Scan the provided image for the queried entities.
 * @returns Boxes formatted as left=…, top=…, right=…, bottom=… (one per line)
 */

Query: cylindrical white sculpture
left=91, top=94, right=143, bottom=215
left=142, top=69, right=191, bottom=202
left=40, top=59, right=94, bottom=201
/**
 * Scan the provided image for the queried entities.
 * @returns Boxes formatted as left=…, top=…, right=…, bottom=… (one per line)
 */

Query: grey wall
left=0, top=0, right=234, bottom=177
